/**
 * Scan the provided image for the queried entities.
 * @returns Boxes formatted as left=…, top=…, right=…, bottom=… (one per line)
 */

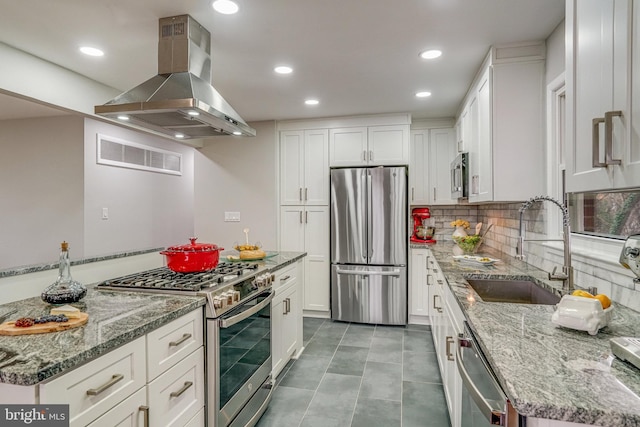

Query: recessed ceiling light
left=79, top=46, right=104, bottom=57
left=233, top=131, right=242, bottom=135
left=175, top=133, right=185, bottom=139
left=415, top=91, right=432, bottom=98
left=187, top=111, right=200, bottom=116
left=274, top=66, right=293, bottom=74
left=305, top=99, right=319, bottom=105
left=212, top=0, right=239, bottom=14
left=420, top=49, right=442, bottom=60
left=117, top=115, right=129, bottom=121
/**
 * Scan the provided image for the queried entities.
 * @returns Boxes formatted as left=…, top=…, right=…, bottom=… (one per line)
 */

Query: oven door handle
left=219, top=291, right=274, bottom=329
left=456, top=337, right=506, bottom=426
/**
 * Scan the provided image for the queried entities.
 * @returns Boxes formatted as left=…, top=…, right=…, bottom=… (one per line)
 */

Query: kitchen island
left=424, top=242, right=640, bottom=427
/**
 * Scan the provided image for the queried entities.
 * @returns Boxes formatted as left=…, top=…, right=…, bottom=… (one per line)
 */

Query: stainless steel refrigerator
left=330, top=166, right=407, bottom=325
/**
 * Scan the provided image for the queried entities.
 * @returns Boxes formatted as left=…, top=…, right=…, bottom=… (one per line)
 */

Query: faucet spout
left=517, top=196, right=574, bottom=292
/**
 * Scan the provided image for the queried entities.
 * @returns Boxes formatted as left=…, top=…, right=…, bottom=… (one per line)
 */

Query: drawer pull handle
left=139, top=406, right=149, bottom=427
left=169, top=333, right=192, bottom=347
left=445, top=336, right=455, bottom=361
left=170, top=381, right=193, bottom=398
left=280, top=275, right=291, bottom=282
left=86, top=374, right=124, bottom=396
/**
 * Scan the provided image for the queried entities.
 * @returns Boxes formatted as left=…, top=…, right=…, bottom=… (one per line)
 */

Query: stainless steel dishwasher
left=457, top=322, right=524, bottom=427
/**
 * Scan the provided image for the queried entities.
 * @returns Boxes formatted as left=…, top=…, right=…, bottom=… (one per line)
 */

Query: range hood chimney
left=95, top=15, right=255, bottom=139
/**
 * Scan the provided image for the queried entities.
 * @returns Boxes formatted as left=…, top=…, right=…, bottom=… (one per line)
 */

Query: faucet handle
left=549, top=266, right=569, bottom=281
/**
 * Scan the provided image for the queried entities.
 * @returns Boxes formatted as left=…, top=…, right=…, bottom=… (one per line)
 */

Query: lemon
left=572, top=289, right=594, bottom=298
left=594, top=294, right=612, bottom=309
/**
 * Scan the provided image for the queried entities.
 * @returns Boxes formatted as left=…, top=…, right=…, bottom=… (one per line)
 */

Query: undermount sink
left=465, top=278, right=561, bottom=305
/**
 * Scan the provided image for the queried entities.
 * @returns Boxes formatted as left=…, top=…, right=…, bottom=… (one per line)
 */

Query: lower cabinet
left=427, top=251, right=464, bottom=427
left=409, top=248, right=431, bottom=324
left=39, top=309, right=205, bottom=427
left=271, top=261, right=303, bottom=378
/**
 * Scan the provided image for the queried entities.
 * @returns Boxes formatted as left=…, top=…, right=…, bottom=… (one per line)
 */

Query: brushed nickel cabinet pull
left=363, top=150, right=367, bottom=161
left=280, top=275, right=291, bottom=282
left=433, top=187, right=436, bottom=201
left=604, top=110, right=622, bottom=165
left=299, top=187, right=303, bottom=201
left=286, top=297, right=291, bottom=314
left=139, top=406, right=149, bottom=427
left=412, top=187, right=414, bottom=201
left=433, top=295, right=443, bottom=313
left=169, top=381, right=193, bottom=398
left=305, top=188, right=308, bottom=201
left=283, top=301, right=288, bottom=315
left=169, top=333, right=192, bottom=347
left=305, top=211, right=308, bottom=223
left=86, top=374, right=124, bottom=396
left=592, top=117, right=606, bottom=167
left=446, top=336, right=455, bottom=361
left=299, top=211, right=303, bottom=223
left=426, top=274, right=433, bottom=286
left=369, top=150, right=374, bottom=162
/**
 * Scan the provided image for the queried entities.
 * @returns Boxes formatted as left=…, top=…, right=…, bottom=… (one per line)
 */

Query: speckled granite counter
left=423, top=243, right=640, bottom=427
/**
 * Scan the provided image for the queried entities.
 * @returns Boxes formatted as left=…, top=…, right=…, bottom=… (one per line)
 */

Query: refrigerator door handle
left=366, top=170, right=374, bottom=260
left=361, top=170, right=368, bottom=261
left=336, top=268, right=401, bottom=277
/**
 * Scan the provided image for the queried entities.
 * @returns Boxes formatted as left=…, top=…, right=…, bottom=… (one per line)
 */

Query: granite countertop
left=0, top=288, right=205, bottom=386
left=423, top=243, right=640, bottom=427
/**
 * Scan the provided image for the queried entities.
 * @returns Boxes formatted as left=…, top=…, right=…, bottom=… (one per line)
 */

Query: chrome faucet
left=516, top=196, right=574, bottom=292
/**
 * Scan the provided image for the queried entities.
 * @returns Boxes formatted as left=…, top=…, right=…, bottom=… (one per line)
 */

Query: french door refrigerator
left=330, top=166, right=407, bottom=325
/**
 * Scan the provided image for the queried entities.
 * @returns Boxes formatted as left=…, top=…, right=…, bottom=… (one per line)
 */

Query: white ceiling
left=0, top=0, right=564, bottom=122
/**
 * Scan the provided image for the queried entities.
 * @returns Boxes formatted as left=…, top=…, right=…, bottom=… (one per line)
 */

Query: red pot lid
left=164, top=238, right=221, bottom=253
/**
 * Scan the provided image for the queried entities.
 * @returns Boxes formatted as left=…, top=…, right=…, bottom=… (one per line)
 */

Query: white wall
left=545, top=20, right=565, bottom=83
left=0, top=115, right=85, bottom=268
left=194, top=121, right=278, bottom=251
left=83, top=118, right=195, bottom=257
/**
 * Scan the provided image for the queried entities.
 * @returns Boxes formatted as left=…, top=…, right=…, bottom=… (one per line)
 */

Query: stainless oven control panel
left=611, top=337, right=640, bottom=370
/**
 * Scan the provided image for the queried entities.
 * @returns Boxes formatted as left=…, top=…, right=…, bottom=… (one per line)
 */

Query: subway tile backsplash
left=423, top=203, right=640, bottom=312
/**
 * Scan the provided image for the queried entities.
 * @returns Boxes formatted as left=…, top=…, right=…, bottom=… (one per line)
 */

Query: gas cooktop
left=96, top=262, right=260, bottom=292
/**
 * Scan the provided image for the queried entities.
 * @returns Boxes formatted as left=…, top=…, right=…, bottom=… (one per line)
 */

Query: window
left=568, top=190, right=640, bottom=239
left=97, top=134, right=182, bottom=176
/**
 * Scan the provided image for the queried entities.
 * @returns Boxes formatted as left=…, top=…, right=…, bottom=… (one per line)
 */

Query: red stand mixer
left=410, top=207, right=436, bottom=243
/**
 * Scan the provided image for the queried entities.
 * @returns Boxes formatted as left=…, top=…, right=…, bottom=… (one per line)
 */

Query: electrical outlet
left=224, top=211, right=240, bottom=222
left=102, top=207, right=109, bottom=220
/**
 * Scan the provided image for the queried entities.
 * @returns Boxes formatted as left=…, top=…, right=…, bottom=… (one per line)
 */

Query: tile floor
left=256, top=318, right=451, bottom=427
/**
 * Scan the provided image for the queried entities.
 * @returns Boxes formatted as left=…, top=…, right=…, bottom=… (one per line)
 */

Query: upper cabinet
left=330, top=124, right=409, bottom=166
left=457, top=41, right=546, bottom=203
left=566, top=0, right=640, bottom=192
left=410, top=127, right=457, bottom=205
left=280, top=129, right=329, bottom=205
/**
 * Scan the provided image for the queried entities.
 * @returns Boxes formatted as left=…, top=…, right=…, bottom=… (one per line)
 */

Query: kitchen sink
left=465, top=278, right=561, bottom=305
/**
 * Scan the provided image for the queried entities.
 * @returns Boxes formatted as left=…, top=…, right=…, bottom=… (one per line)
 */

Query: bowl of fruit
left=551, top=289, right=613, bottom=335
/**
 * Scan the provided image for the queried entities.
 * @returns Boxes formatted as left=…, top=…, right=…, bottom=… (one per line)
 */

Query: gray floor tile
left=304, top=338, right=340, bottom=357
left=359, top=361, right=402, bottom=401
left=341, top=325, right=375, bottom=348
left=402, top=381, right=451, bottom=427
left=255, top=386, right=314, bottom=427
left=403, top=350, right=442, bottom=383
left=367, top=336, right=403, bottom=364
left=351, top=397, right=401, bottom=427
left=373, top=325, right=406, bottom=338
left=300, top=373, right=361, bottom=427
left=404, top=330, right=436, bottom=353
left=278, top=354, right=332, bottom=390
left=407, top=323, right=431, bottom=331
left=303, top=317, right=326, bottom=341
left=327, top=346, right=369, bottom=376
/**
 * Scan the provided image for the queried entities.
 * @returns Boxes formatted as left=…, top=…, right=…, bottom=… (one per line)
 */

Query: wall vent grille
left=97, top=134, right=182, bottom=176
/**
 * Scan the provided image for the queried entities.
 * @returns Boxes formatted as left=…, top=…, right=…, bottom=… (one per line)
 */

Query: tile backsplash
left=421, top=203, right=640, bottom=312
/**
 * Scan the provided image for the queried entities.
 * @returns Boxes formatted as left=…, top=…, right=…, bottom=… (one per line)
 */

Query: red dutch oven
left=160, top=238, right=224, bottom=273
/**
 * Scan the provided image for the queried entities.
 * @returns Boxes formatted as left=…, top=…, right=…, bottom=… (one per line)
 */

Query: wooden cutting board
left=0, top=313, right=88, bottom=336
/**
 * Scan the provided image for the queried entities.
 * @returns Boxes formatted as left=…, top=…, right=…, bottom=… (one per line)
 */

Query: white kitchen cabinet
left=271, top=262, right=301, bottom=377
left=37, top=309, right=205, bottom=427
left=409, top=128, right=456, bottom=205
left=330, top=125, right=409, bottom=166
left=409, top=248, right=430, bottom=324
left=458, top=42, right=545, bottom=203
left=566, top=0, right=640, bottom=192
left=279, top=206, right=330, bottom=313
left=279, top=129, right=329, bottom=205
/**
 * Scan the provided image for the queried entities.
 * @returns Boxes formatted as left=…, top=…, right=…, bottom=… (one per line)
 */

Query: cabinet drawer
left=146, top=309, right=203, bottom=381
left=40, top=336, right=146, bottom=427
left=87, top=387, right=146, bottom=427
left=272, top=263, right=297, bottom=292
left=184, top=408, right=205, bottom=427
left=147, top=347, right=205, bottom=427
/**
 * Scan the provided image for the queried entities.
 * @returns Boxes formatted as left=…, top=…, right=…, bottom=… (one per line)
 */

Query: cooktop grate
left=97, top=262, right=258, bottom=292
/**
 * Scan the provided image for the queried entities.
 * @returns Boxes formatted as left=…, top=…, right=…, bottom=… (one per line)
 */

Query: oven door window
left=219, top=293, right=271, bottom=408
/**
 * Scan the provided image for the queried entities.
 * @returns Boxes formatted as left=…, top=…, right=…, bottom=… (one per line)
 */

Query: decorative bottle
left=41, top=241, right=87, bottom=304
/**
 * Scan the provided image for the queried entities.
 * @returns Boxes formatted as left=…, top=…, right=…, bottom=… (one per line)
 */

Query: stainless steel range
left=97, top=262, right=275, bottom=427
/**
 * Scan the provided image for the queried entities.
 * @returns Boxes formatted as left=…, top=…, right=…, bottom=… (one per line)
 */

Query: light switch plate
left=224, top=211, right=240, bottom=222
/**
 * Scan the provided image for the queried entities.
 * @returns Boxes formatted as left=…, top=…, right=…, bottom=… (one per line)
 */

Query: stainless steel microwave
left=451, top=152, right=468, bottom=199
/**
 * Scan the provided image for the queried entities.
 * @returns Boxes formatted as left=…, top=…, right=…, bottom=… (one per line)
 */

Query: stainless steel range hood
left=95, top=15, right=255, bottom=139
